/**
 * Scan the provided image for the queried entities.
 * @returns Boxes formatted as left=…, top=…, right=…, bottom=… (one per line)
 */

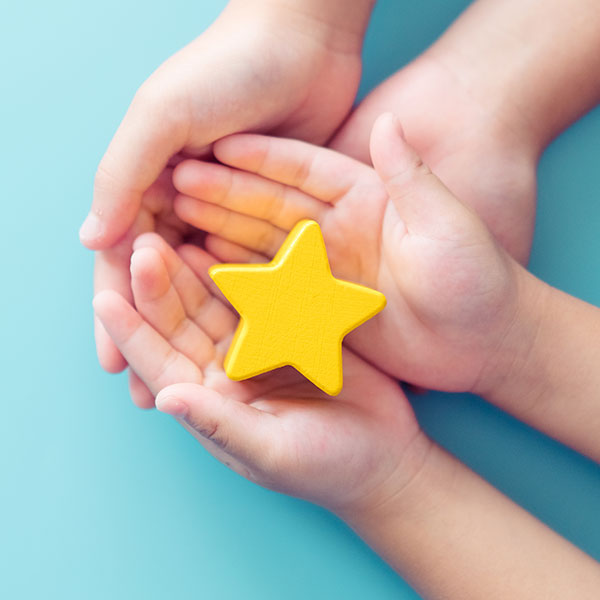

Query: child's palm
left=172, top=115, right=517, bottom=392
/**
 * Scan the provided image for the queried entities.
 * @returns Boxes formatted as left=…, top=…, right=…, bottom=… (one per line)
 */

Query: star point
left=209, top=220, right=385, bottom=395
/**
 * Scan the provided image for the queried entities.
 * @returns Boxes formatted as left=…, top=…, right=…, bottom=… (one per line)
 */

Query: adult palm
left=330, top=55, right=538, bottom=265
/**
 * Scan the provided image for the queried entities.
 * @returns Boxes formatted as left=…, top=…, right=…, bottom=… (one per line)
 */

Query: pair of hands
left=86, top=5, right=539, bottom=516
left=83, top=4, right=536, bottom=374
left=94, top=111, right=533, bottom=516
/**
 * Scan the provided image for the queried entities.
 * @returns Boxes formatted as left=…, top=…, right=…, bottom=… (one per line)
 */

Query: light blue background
left=1, top=1, right=599, bottom=598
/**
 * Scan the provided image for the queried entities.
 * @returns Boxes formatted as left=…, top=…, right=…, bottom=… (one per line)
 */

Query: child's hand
left=93, top=233, right=426, bottom=512
left=171, top=113, right=529, bottom=394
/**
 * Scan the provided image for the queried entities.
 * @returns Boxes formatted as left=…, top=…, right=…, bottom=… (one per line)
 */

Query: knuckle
left=153, top=347, right=180, bottom=388
left=264, top=186, right=286, bottom=224
left=94, top=157, right=122, bottom=194
left=202, top=418, right=231, bottom=452
left=215, top=208, right=232, bottom=236
left=254, top=224, right=277, bottom=254
left=291, top=153, right=315, bottom=188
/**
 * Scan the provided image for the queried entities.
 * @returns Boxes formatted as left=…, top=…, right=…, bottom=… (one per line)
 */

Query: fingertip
left=373, top=112, right=405, bottom=138
left=156, top=385, right=192, bottom=417
left=130, top=247, right=170, bottom=300
left=172, top=159, right=203, bottom=193
left=93, top=289, right=141, bottom=346
left=211, top=133, right=238, bottom=159
left=370, top=112, right=431, bottom=190
left=130, top=246, right=162, bottom=274
left=79, top=196, right=140, bottom=250
left=92, top=288, right=124, bottom=315
left=370, top=113, right=406, bottom=173
left=133, top=233, right=185, bottom=277
left=156, top=383, right=223, bottom=421
left=213, top=133, right=263, bottom=168
left=132, top=231, right=165, bottom=252
left=79, top=213, right=105, bottom=248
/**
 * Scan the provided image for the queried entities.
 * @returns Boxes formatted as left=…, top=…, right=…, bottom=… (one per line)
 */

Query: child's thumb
left=370, top=113, right=460, bottom=232
left=156, top=383, right=273, bottom=466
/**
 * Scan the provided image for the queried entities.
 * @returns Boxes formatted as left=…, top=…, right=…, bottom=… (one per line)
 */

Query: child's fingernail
left=391, top=114, right=405, bottom=138
left=156, top=394, right=189, bottom=418
left=79, top=213, right=103, bottom=243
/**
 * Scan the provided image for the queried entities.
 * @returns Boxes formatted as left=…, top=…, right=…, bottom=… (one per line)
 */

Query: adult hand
left=330, top=0, right=600, bottom=265
left=330, top=53, right=538, bottom=266
left=93, top=233, right=426, bottom=513
left=82, top=0, right=374, bottom=383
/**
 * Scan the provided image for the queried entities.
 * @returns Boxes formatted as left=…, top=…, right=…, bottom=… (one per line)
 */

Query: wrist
left=421, top=42, right=543, bottom=160
left=473, top=262, right=554, bottom=412
left=336, top=432, right=600, bottom=597
left=334, top=429, right=435, bottom=526
left=337, top=439, right=466, bottom=580
left=227, top=0, right=374, bottom=54
left=423, top=0, right=600, bottom=157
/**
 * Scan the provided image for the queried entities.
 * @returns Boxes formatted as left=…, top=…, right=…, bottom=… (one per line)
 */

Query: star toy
left=209, top=220, right=386, bottom=395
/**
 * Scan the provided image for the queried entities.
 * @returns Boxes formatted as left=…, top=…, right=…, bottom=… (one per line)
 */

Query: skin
left=330, top=0, right=600, bottom=263
left=94, top=116, right=600, bottom=599
left=172, top=115, right=524, bottom=393
left=85, top=0, right=600, bottom=594
left=83, top=0, right=600, bottom=405
left=173, top=111, right=600, bottom=464
left=93, top=235, right=426, bottom=513
left=85, top=0, right=585, bottom=403
left=83, top=0, right=375, bottom=382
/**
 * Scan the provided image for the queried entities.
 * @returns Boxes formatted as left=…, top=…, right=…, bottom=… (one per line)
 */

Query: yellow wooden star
left=208, top=220, right=386, bottom=396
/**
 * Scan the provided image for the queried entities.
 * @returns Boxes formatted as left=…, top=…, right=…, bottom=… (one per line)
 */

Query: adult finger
left=94, top=245, right=133, bottom=373
left=128, top=369, right=156, bottom=409
left=156, top=382, right=279, bottom=471
left=80, top=84, right=188, bottom=250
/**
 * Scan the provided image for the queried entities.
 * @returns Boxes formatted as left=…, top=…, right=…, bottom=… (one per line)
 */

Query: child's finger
left=93, top=290, right=203, bottom=395
left=156, top=383, right=280, bottom=473
left=174, top=195, right=287, bottom=257
left=175, top=244, right=241, bottom=354
left=213, top=133, right=377, bottom=205
left=176, top=244, right=228, bottom=301
left=128, top=369, right=156, bottom=409
left=133, top=233, right=237, bottom=343
left=205, top=234, right=269, bottom=265
left=130, top=247, right=215, bottom=367
left=173, top=159, right=326, bottom=229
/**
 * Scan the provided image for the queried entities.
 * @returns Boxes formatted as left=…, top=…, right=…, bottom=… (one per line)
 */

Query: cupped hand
left=93, top=233, right=426, bottom=513
left=171, top=113, right=524, bottom=393
left=330, top=54, right=538, bottom=265
left=83, top=1, right=365, bottom=381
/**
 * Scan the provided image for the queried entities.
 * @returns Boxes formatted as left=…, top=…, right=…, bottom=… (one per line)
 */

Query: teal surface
left=1, top=1, right=599, bottom=598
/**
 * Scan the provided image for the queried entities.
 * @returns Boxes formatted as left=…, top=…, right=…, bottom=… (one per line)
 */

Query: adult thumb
left=80, top=89, right=187, bottom=249
left=156, top=383, right=275, bottom=467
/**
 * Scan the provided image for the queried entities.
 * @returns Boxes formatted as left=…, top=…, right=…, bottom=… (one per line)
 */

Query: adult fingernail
left=156, top=394, right=189, bottom=418
left=79, top=213, right=103, bottom=243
